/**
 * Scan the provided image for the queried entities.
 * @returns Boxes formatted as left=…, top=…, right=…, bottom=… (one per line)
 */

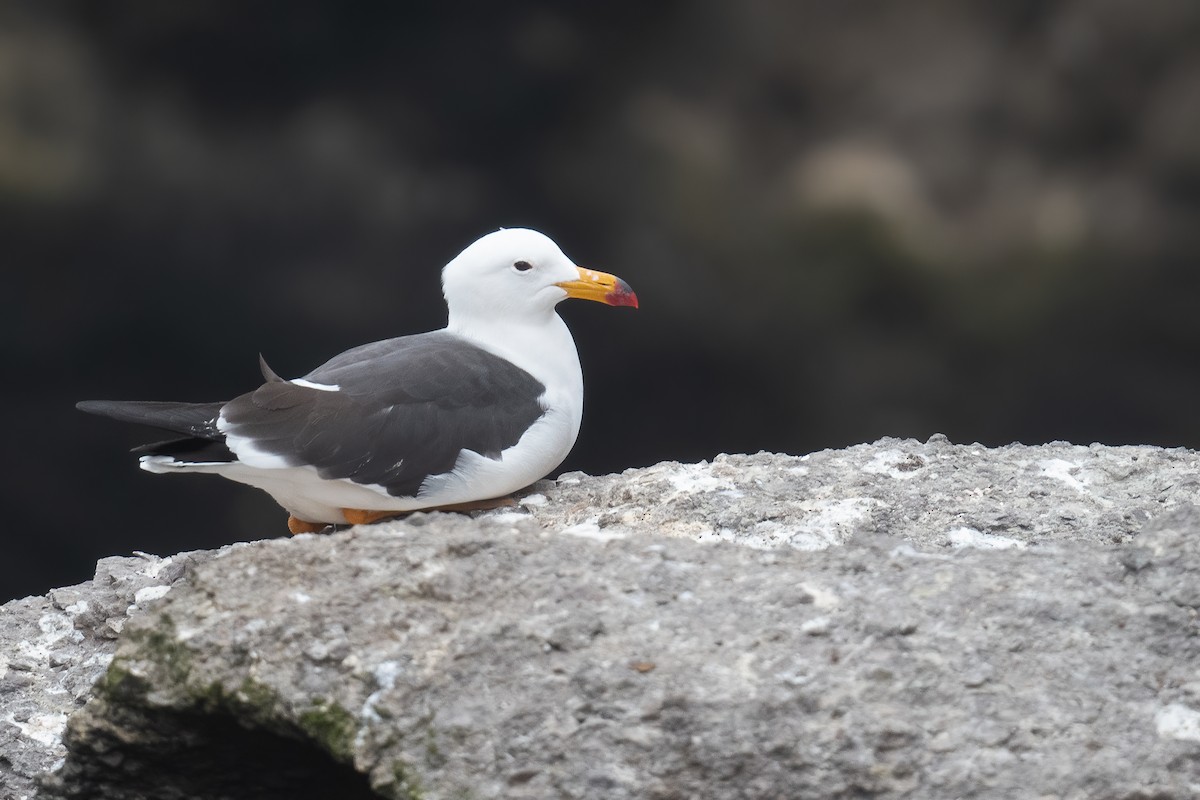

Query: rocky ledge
left=4, top=437, right=1200, bottom=799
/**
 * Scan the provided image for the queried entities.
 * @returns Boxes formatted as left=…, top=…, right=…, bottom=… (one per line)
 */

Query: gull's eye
left=513, top=260, right=533, bottom=273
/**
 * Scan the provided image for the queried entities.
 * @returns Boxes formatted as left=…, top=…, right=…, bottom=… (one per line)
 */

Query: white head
left=441, top=228, right=637, bottom=329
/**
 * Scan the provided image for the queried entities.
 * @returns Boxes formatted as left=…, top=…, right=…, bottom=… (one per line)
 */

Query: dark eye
left=513, top=260, right=533, bottom=272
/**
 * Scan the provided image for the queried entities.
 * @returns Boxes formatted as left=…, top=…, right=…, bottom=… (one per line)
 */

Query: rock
left=545, top=437, right=1200, bottom=550
left=6, top=438, right=1200, bottom=798
left=0, top=549, right=215, bottom=800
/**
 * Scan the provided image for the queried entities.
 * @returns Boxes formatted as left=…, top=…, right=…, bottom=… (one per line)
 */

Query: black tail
left=76, top=400, right=226, bottom=440
left=131, top=436, right=236, bottom=462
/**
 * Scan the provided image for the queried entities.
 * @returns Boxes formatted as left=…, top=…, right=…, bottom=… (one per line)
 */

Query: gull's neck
left=445, top=310, right=582, bottom=396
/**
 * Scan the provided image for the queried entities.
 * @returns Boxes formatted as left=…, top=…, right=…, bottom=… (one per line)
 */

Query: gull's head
left=442, top=228, right=637, bottom=326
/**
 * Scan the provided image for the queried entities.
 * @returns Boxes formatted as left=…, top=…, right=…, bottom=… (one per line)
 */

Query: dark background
left=6, top=0, right=1200, bottom=601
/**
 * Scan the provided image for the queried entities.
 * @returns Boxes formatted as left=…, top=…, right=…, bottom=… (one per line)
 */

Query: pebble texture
left=545, top=435, right=1200, bottom=550
left=4, top=437, right=1200, bottom=799
left=0, top=551, right=212, bottom=800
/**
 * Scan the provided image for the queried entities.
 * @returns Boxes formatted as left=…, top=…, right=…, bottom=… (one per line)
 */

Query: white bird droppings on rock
left=862, top=449, right=926, bottom=479
left=6, top=712, right=69, bottom=747
left=484, top=511, right=531, bottom=526
left=947, top=527, right=1028, bottom=550
left=132, top=585, right=172, bottom=607
left=666, top=463, right=735, bottom=494
left=1039, top=457, right=1084, bottom=485
left=562, top=519, right=626, bottom=542
left=797, top=582, right=841, bottom=610
left=1156, top=703, right=1200, bottom=742
left=132, top=553, right=175, bottom=580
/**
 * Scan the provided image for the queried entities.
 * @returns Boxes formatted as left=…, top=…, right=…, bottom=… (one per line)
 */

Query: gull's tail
left=76, top=399, right=235, bottom=467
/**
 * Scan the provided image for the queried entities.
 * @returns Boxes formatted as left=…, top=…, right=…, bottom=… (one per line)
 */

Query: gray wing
left=220, top=331, right=547, bottom=497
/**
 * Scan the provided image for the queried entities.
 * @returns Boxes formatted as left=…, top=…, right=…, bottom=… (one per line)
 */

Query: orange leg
left=339, top=496, right=518, bottom=526
left=428, top=496, right=518, bottom=513
left=287, top=515, right=330, bottom=535
left=341, top=508, right=403, bottom=525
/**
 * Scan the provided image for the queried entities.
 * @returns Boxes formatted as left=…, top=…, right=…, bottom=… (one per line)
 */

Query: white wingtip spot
left=291, top=379, right=341, bottom=392
left=139, top=455, right=176, bottom=473
left=139, top=455, right=229, bottom=473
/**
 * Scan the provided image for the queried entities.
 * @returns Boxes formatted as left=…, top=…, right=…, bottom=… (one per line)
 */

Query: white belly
left=140, top=404, right=578, bottom=524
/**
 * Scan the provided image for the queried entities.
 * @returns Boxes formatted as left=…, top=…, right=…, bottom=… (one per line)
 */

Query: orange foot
left=288, top=515, right=330, bottom=535
left=340, top=496, right=518, bottom=526
left=341, top=508, right=403, bottom=526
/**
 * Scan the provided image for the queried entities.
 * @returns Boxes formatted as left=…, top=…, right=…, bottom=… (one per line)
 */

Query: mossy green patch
left=133, top=614, right=193, bottom=685
left=298, top=699, right=357, bottom=764
left=232, top=677, right=280, bottom=716
left=97, top=615, right=192, bottom=702
left=185, top=677, right=287, bottom=733
left=389, top=761, right=426, bottom=800
left=97, top=658, right=140, bottom=700
left=424, top=728, right=445, bottom=769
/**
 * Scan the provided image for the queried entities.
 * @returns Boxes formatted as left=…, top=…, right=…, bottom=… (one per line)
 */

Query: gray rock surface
left=0, top=551, right=213, bottom=800
left=544, top=435, right=1200, bottom=550
left=6, top=437, right=1200, bottom=799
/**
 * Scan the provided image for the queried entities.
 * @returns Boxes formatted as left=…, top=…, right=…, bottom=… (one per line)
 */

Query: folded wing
left=220, top=331, right=547, bottom=498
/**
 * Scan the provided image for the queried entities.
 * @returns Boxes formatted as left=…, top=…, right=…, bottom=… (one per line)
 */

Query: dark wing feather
left=76, top=400, right=225, bottom=439
left=131, top=437, right=236, bottom=462
left=259, top=354, right=285, bottom=383
left=220, top=331, right=547, bottom=497
left=77, top=399, right=232, bottom=462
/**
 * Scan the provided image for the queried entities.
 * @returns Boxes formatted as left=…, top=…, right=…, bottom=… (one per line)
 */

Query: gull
left=78, top=228, right=637, bottom=533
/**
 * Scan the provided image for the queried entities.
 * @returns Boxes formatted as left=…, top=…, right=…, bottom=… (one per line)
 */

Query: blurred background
left=5, top=0, right=1200, bottom=601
